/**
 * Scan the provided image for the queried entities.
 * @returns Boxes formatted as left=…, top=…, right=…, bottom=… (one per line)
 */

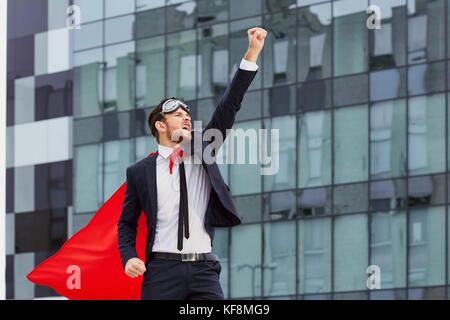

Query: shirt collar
left=157, top=144, right=184, bottom=159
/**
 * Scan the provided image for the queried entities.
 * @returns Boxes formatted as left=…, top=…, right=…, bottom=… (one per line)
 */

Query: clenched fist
left=125, top=257, right=146, bottom=278
left=244, top=27, right=267, bottom=63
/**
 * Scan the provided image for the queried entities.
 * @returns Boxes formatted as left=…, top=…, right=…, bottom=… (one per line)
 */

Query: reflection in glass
left=103, top=111, right=131, bottom=141
left=263, top=85, right=295, bottom=117
left=198, top=23, right=228, bottom=99
left=232, top=194, right=262, bottom=223
left=296, top=80, right=331, bottom=112
left=298, top=110, right=331, bottom=188
left=136, top=7, right=166, bottom=38
left=103, top=140, right=133, bottom=200
left=136, top=0, right=165, bottom=11
left=197, top=0, right=228, bottom=25
left=370, top=99, right=406, bottom=179
left=407, top=0, right=445, bottom=64
left=230, top=0, right=262, bottom=20
left=167, top=1, right=197, bottom=33
left=297, top=2, right=332, bottom=82
left=264, top=191, right=297, bottom=221
left=135, top=135, right=158, bottom=161
left=333, top=73, right=368, bottom=107
left=263, top=221, right=296, bottom=297
left=263, top=116, right=296, bottom=191
left=263, top=11, right=296, bottom=87
left=73, top=0, right=103, bottom=23
left=73, top=116, right=103, bottom=145
left=408, top=174, right=446, bottom=208
left=369, top=0, right=406, bottom=70
left=167, top=30, right=196, bottom=101
left=105, top=0, right=134, bottom=18
left=236, top=90, right=262, bottom=122
left=14, top=76, right=34, bottom=125
left=334, top=105, right=368, bottom=184
left=298, top=217, right=331, bottom=294
left=104, top=42, right=135, bottom=112
left=370, top=179, right=406, bottom=212
left=408, top=62, right=445, bottom=96
left=230, top=224, right=262, bottom=298
left=72, top=21, right=103, bottom=51
left=370, top=68, right=406, bottom=101
left=104, top=15, right=135, bottom=45
left=408, top=94, right=445, bottom=176
left=333, top=0, right=368, bottom=76
left=333, top=182, right=368, bottom=215
left=74, top=144, right=103, bottom=213
left=297, top=187, right=332, bottom=216
left=370, top=210, right=406, bottom=289
left=334, top=214, right=368, bottom=292
left=408, top=207, right=445, bottom=287
left=136, top=36, right=165, bottom=108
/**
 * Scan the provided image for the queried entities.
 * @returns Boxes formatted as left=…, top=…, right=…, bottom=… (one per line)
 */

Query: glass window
left=334, top=105, right=368, bottom=184
left=230, top=224, right=262, bottom=298
left=136, top=7, right=166, bottom=39
left=136, top=0, right=165, bottom=11
left=263, top=191, right=297, bottom=221
left=74, top=144, right=103, bottom=213
left=229, top=120, right=262, bottom=196
left=196, top=97, right=218, bottom=127
left=370, top=99, right=406, bottom=179
left=407, top=0, right=445, bottom=64
left=333, top=0, right=368, bottom=76
left=370, top=179, right=407, bottom=212
left=230, top=0, right=262, bottom=20
left=15, top=208, right=67, bottom=253
left=408, top=287, right=446, bottom=300
left=408, top=62, right=445, bottom=96
left=263, top=116, right=296, bottom=191
left=298, top=217, right=332, bottom=294
left=104, top=15, right=135, bottom=45
left=136, top=36, right=165, bottom=108
left=14, top=76, right=35, bottom=125
left=35, top=161, right=72, bottom=211
left=48, top=0, right=70, bottom=30
left=73, top=116, right=103, bottom=145
left=103, top=111, right=132, bottom=141
left=167, top=30, right=196, bottom=101
left=369, top=0, right=406, bottom=70
left=134, top=108, right=151, bottom=138
left=197, top=0, right=228, bottom=25
left=198, top=23, right=228, bottom=99
left=230, top=17, right=262, bottom=90
left=263, top=85, right=295, bottom=117
left=369, top=289, right=406, bottom=300
left=135, top=135, right=158, bottom=161
left=236, top=90, right=262, bottom=122
left=297, top=187, right=332, bottom=217
left=297, top=2, right=332, bottom=82
left=103, top=139, right=134, bottom=200
left=408, top=94, right=445, bottom=176
left=105, top=0, right=134, bottom=18
left=370, top=210, right=406, bottom=289
left=370, top=68, right=406, bottom=101
left=104, top=42, right=135, bottom=112
left=333, top=73, right=368, bottom=107
left=263, top=221, right=296, bottom=297
left=263, top=10, right=296, bottom=87
left=333, top=292, right=368, bottom=300
left=167, top=1, right=197, bottom=33
left=334, top=182, right=368, bottom=215
left=73, top=21, right=103, bottom=52
left=73, top=0, right=103, bottom=23
left=408, top=174, right=446, bottom=208
left=212, top=228, right=229, bottom=299
left=296, top=80, right=331, bottom=112
left=73, top=212, right=95, bottom=234
left=14, top=166, right=34, bottom=213
left=233, top=194, right=262, bottom=223
left=334, top=213, right=368, bottom=292
left=408, top=206, right=446, bottom=287
left=34, top=28, right=72, bottom=75
left=264, top=0, right=296, bottom=13
left=73, top=48, right=103, bottom=119
left=298, top=110, right=332, bottom=188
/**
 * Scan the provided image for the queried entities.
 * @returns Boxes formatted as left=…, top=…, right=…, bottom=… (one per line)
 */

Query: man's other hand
left=244, top=27, right=267, bottom=62
left=125, top=257, right=146, bottom=278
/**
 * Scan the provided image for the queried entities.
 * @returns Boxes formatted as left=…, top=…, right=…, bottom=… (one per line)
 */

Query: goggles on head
left=158, top=99, right=190, bottom=120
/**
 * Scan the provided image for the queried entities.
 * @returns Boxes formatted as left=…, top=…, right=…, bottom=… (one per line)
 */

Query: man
left=117, top=27, right=267, bottom=300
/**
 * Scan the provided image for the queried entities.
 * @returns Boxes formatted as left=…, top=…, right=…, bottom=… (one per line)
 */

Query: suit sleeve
left=117, top=166, right=142, bottom=270
left=203, top=68, right=258, bottom=140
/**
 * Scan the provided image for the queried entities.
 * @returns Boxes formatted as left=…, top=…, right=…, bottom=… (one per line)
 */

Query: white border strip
left=0, top=0, right=8, bottom=301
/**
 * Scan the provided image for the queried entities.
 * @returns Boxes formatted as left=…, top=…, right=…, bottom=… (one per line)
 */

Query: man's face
left=158, top=107, right=192, bottom=143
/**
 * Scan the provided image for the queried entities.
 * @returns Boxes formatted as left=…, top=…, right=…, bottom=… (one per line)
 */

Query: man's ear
left=155, top=120, right=166, bottom=133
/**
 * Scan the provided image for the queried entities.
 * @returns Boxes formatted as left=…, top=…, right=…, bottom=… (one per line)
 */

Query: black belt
left=151, top=252, right=219, bottom=262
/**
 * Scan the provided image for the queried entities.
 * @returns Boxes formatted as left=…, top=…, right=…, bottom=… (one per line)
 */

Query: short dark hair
left=147, top=97, right=179, bottom=143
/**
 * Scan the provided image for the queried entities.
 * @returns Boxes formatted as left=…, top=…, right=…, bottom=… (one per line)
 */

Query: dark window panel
left=6, top=255, right=14, bottom=300
left=333, top=182, right=368, bottom=215
left=6, top=168, right=14, bottom=213
left=230, top=0, right=262, bottom=20
left=264, top=85, right=295, bottom=117
left=103, top=111, right=132, bottom=141
left=408, top=174, right=445, bottom=208
left=7, top=0, right=47, bottom=40
left=34, top=250, right=61, bottom=298
left=408, top=287, right=446, bottom=300
left=232, top=194, right=262, bottom=223
left=333, top=291, right=368, bottom=300
left=136, top=7, right=166, bottom=39
left=35, top=70, right=74, bottom=121
left=370, top=68, right=407, bottom=101
left=7, top=35, right=35, bottom=79
left=196, top=0, right=228, bottom=25
left=236, top=90, right=261, bottom=122
left=333, top=73, right=368, bottom=107
left=296, top=80, right=331, bottom=112
left=408, top=62, right=445, bottom=96
left=263, top=191, right=297, bottom=221
left=35, top=161, right=73, bottom=211
left=297, top=187, right=332, bottom=217
left=15, top=208, right=68, bottom=254
left=264, top=0, right=296, bottom=13
left=370, top=179, right=406, bottom=212
left=167, top=1, right=197, bottom=33
left=369, top=289, right=406, bottom=300
left=74, top=116, right=103, bottom=145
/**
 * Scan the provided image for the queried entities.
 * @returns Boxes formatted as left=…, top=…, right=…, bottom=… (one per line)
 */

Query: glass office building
left=4, top=0, right=450, bottom=299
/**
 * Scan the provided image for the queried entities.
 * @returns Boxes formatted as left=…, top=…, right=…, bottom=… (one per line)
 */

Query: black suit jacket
left=117, top=68, right=258, bottom=269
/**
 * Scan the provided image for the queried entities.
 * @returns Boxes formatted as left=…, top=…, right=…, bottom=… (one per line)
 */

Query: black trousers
left=140, top=259, right=224, bottom=300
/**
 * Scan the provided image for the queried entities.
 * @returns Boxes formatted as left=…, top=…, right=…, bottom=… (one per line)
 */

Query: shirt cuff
left=239, top=58, right=258, bottom=71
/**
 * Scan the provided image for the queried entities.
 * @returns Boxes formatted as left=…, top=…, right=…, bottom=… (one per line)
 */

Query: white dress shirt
left=152, top=59, right=258, bottom=254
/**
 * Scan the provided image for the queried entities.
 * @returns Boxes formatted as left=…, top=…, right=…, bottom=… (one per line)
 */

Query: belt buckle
left=182, top=253, right=198, bottom=262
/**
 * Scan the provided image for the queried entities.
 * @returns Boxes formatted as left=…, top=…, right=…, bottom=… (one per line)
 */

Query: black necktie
left=177, top=160, right=189, bottom=251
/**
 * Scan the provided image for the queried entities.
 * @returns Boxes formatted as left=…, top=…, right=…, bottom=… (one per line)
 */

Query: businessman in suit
left=117, top=27, right=267, bottom=300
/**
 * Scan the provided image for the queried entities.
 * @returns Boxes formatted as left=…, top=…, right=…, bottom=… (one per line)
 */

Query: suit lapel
left=145, top=153, right=158, bottom=221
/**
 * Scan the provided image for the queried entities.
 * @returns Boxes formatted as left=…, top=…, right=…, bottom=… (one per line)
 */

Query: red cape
left=26, top=153, right=157, bottom=300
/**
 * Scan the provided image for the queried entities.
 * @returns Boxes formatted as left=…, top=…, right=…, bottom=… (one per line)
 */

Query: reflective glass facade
left=5, top=0, right=450, bottom=299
